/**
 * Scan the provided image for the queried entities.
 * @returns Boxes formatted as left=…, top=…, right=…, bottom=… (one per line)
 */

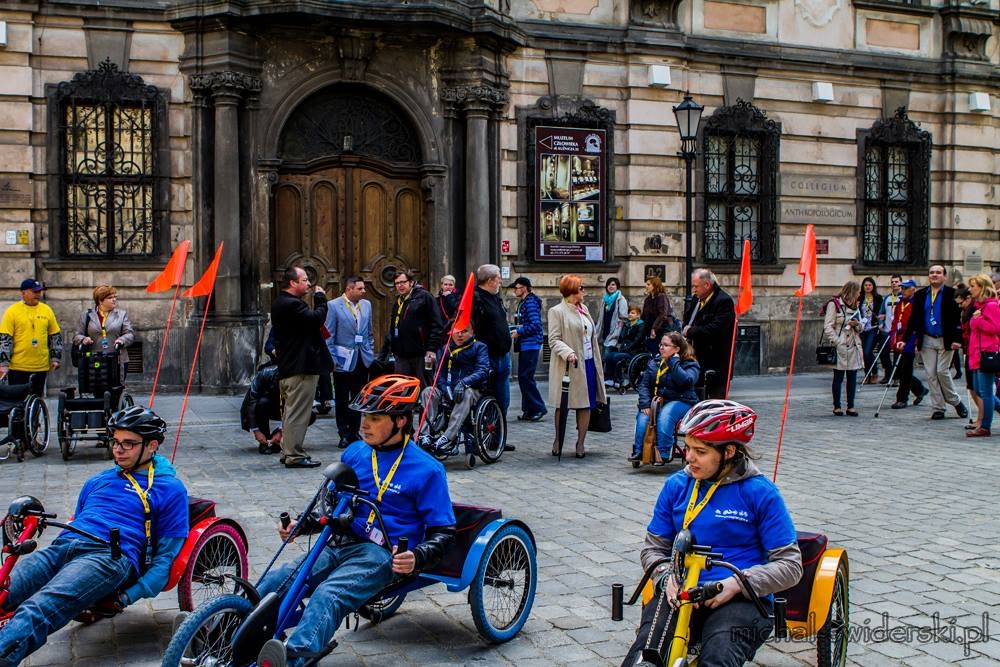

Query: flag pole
left=773, top=292, right=803, bottom=483
left=149, top=282, right=180, bottom=408
left=171, top=289, right=212, bottom=463
left=725, top=314, right=739, bottom=399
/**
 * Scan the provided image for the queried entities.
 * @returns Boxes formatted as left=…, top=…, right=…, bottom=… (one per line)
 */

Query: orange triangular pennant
left=146, top=240, right=190, bottom=293
left=182, top=242, right=224, bottom=298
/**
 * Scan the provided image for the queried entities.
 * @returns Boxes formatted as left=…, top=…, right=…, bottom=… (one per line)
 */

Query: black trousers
left=253, top=396, right=283, bottom=440
left=7, top=370, right=46, bottom=396
left=333, top=364, right=370, bottom=439
left=895, top=353, right=926, bottom=404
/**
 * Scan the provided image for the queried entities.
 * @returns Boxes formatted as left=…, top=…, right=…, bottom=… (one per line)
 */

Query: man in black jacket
left=385, top=269, right=444, bottom=388
left=682, top=268, right=735, bottom=399
left=472, top=264, right=513, bottom=421
left=270, top=266, right=333, bottom=468
left=898, top=265, right=967, bottom=420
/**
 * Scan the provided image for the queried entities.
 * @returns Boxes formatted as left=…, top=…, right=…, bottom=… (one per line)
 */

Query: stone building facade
left=0, top=0, right=997, bottom=390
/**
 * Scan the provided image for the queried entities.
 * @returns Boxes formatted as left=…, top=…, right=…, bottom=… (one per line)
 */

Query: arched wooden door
left=273, top=160, right=426, bottom=345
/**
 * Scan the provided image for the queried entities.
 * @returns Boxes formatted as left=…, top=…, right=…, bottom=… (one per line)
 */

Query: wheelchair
left=613, top=351, right=652, bottom=395
left=56, top=346, right=134, bottom=460
left=417, top=387, right=507, bottom=469
left=162, top=462, right=537, bottom=667
left=0, top=375, right=49, bottom=464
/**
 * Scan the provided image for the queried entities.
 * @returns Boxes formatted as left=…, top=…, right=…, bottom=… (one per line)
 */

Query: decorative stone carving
left=629, top=0, right=683, bottom=29
left=188, top=71, right=263, bottom=96
left=58, top=58, right=159, bottom=102
left=535, top=96, right=615, bottom=123
left=337, top=33, right=375, bottom=80
left=441, top=84, right=509, bottom=111
left=793, top=0, right=842, bottom=28
left=869, top=107, right=930, bottom=145
left=940, top=6, right=995, bottom=60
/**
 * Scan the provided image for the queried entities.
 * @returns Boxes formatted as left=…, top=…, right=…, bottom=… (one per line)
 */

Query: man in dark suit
left=899, top=265, right=967, bottom=420
left=682, top=268, right=735, bottom=399
left=270, top=266, right=333, bottom=468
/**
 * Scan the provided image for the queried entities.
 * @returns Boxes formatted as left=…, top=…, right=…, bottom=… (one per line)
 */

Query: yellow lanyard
left=367, top=438, right=408, bottom=525
left=97, top=309, right=109, bottom=338
left=393, top=290, right=412, bottom=331
left=930, top=288, right=939, bottom=306
left=655, top=357, right=669, bottom=388
left=682, top=478, right=722, bottom=530
left=123, top=465, right=154, bottom=563
left=343, top=295, right=360, bottom=325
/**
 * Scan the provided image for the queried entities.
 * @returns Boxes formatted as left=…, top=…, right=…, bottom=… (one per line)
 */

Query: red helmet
left=677, top=400, right=757, bottom=446
left=350, top=374, right=420, bottom=415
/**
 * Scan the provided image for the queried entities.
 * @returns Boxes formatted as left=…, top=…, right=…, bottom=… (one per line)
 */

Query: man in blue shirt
left=256, top=374, right=456, bottom=667
left=0, top=407, right=188, bottom=667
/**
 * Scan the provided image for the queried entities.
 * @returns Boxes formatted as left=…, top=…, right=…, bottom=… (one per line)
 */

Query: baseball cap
left=900, top=279, right=917, bottom=288
left=19, top=278, right=44, bottom=292
left=507, top=277, right=532, bottom=289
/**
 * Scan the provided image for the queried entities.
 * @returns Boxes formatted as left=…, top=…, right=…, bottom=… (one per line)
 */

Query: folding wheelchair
left=0, top=375, right=49, bottom=463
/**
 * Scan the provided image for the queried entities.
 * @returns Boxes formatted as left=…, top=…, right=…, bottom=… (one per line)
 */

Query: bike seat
left=779, top=531, right=828, bottom=622
left=429, top=504, right=502, bottom=579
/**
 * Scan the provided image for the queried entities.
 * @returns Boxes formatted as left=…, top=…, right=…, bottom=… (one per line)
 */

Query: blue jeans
left=632, top=401, right=693, bottom=458
left=257, top=540, right=392, bottom=663
left=0, top=538, right=133, bottom=667
left=975, top=370, right=995, bottom=431
left=517, top=349, right=545, bottom=417
left=489, top=354, right=511, bottom=417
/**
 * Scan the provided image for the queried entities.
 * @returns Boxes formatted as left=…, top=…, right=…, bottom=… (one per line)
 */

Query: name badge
left=367, top=525, right=385, bottom=546
left=355, top=335, right=364, bottom=344
left=30, top=339, right=38, bottom=347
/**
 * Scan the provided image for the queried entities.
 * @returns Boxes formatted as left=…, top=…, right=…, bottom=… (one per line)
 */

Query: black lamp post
left=672, top=93, right=703, bottom=307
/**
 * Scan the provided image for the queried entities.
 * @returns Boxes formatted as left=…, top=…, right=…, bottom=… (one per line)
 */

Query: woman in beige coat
left=547, top=274, right=607, bottom=457
left=823, top=280, right=864, bottom=416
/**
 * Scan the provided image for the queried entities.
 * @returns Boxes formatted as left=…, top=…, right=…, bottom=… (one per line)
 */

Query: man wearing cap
left=0, top=279, right=62, bottom=394
left=509, top=276, right=546, bottom=422
left=889, top=279, right=928, bottom=409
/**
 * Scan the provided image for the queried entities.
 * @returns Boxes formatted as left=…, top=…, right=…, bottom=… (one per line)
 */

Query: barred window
left=861, top=108, right=930, bottom=266
left=53, top=60, right=164, bottom=258
left=701, top=100, right=780, bottom=264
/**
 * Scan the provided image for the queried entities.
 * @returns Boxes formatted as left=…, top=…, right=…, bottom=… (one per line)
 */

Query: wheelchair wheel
left=25, top=396, right=49, bottom=457
left=177, top=522, right=249, bottom=612
left=627, top=353, right=651, bottom=392
left=161, top=593, right=253, bottom=667
left=816, top=559, right=849, bottom=667
left=57, top=393, right=72, bottom=461
left=358, top=593, right=407, bottom=624
left=469, top=523, right=537, bottom=643
left=475, top=397, right=506, bottom=464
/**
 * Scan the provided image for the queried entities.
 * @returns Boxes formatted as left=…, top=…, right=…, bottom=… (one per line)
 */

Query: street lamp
left=672, top=93, right=703, bottom=308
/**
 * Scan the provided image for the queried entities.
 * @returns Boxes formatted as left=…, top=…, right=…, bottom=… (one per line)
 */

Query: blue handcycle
left=162, top=462, right=537, bottom=667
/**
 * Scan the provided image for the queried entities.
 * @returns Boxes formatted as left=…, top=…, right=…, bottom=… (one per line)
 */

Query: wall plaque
left=0, top=177, right=32, bottom=209
left=781, top=174, right=855, bottom=199
left=781, top=203, right=855, bottom=225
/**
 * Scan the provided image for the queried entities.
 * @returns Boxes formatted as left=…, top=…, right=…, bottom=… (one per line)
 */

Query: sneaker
left=417, top=434, right=433, bottom=450
left=432, top=435, right=452, bottom=453
left=528, top=411, right=547, bottom=422
left=890, top=402, right=907, bottom=409
left=955, top=402, right=969, bottom=419
left=257, top=638, right=287, bottom=667
left=913, top=388, right=929, bottom=406
left=604, top=380, right=614, bottom=387
left=931, top=411, right=945, bottom=420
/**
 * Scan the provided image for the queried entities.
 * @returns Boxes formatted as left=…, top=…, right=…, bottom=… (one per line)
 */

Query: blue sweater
left=514, top=293, right=543, bottom=351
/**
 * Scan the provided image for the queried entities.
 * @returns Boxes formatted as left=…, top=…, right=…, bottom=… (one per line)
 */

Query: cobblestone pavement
left=4, top=372, right=1000, bottom=666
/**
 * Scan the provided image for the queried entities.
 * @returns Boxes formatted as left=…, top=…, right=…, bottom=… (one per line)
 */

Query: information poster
left=534, top=126, right=606, bottom=261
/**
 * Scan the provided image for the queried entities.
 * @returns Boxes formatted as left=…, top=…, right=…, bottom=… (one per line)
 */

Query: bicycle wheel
left=26, top=397, right=49, bottom=457
left=816, top=559, right=849, bottom=667
left=475, top=397, right=506, bottom=464
left=469, top=523, right=537, bottom=643
left=358, top=593, right=407, bottom=624
left=177, top=522, right=249, bottom=612
left=161, top=594, right=253, bottom=667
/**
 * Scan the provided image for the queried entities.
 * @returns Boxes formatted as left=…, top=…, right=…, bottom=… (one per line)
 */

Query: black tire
left=475, top=397, right=506, bottom=464
left=25, top=397, right=49, bottom=457
left=614, top=358, right=629, bottom=395
left=161, top=594, right=253, bottom=667
left=816, top=559, right=849, bottom=667
left=57, top=393, right=72, bottom=461
left=469, top=523, right=537, bottom=643
left=627, top=353, right=651, bottom=392
left=358, top=593, right=406, bottom=623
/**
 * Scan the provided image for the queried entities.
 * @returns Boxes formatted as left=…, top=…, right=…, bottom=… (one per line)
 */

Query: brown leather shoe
left=966, top=427, right=991, bottom=438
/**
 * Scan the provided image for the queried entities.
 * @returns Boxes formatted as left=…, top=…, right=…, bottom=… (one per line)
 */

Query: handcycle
left=0, top=493, right=249, bottom=625
left=163, top=461, right=537, bottom=667
left=57, top=344, right=135, bottom=460
left=417, top=385, right=507, bottom=469
left=0, top=374, right=49, bottom=464
left=612, top=528, right=849, bottom=667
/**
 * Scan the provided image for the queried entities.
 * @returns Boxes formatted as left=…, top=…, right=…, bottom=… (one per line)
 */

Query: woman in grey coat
left=73, top=284, right=135, bottom=379
left=823, top=280, right=864, bottom=416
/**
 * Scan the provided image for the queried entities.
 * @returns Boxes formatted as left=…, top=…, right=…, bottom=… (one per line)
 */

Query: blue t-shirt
left=340, top=440, right=455, bottom=549
left=61, top=454, right=189, bottom=573
left=647, top=469, right=796, bottom=584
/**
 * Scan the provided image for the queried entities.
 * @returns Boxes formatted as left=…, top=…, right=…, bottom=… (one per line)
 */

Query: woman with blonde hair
left=73, top=284, right=134, bottom=378
left=546, top=274, right=606, bottom=458
left=822, top=280, right=863, bottom=416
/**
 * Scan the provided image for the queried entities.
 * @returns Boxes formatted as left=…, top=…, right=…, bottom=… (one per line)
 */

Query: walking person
left=889, top=280, right=928, bottom=409
left=597, top=277, right=628, bottom=373
left=270, top=266, right=333, bottom=468
left=965, top=274, right=1000, bottom=437
left=640, top=276, right=674, bottom=356
left=682, top=268, right=736, bottom=400
left=900, top=265, right=968, bottom=420
left=509, top=276, right=546, bottom=422
left=325, top=276, right=375, bottom=449
left=0, top=278, right=62, bottom=395
left=385, top=269, right=444, bottom=388
left=472, top=264, right=513, bottom=420
left=823, top=281, right=864, bottom=416
left=859, top=277, right=884, bottom=384
left=878, top=275, right=903, bottom=384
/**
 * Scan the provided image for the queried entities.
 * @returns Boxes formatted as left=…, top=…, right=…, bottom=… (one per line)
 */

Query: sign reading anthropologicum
left=534, top=126, right=606, bottom=262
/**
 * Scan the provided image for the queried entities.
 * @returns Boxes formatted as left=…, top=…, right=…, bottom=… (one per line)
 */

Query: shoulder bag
left=816, top=299, right=842, bottom=366
left=588, top=397, right=612, bottom=433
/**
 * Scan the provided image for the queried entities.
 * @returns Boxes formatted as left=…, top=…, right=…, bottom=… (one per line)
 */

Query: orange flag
left=146, top=240, right=190, bottom=293
left=736, top=238, right=753, bottom=315
left=451, top=272, right=476, bottom=333
left=794, top=224, right=817, bottom=297
left=183, top=242, right=224, bottom=298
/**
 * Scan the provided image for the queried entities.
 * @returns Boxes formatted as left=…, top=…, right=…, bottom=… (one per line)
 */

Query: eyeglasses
left=110, top=438, right=143, bottom=451
left=394, top=279, right=410, bottom=286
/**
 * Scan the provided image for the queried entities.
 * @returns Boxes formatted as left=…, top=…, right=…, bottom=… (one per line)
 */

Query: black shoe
left=913, top=388, right=929, bottom=406
left=285, top=457, right=322, bottom=469
left=955, top=402, right=969, bottom=419
left=528, top=411, right=547, bottom=422
left=890, top=402, right=907, bottom=409
left=503, top=444, right=516, bottom=452
left=316, top=402, right=333, bottom=416
left=878, top=377, right=890, bottom=385
left=337, top=436, right=351, bottom=449
left=931, top=411, right=945, bottom=420
left=516, top=414, right=529, bottom=421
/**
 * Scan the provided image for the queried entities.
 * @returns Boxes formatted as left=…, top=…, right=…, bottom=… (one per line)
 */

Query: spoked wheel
left=161, top=594, right=252, bottom=667
left=25, top=397, right=49, bottom=457
left=475, top=398, right=506, bottom=464
left=627, top=353, right=651, bottom=392
left=816, top=559, right=849, bottom=667
left=177, top=523, right=249, bottom=611
left=469, top=523, right=537, bottom=643
left=358, top=593, right=407, bottom=624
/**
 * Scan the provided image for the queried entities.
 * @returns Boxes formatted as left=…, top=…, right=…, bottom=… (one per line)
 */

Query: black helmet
left=108, top=406, right=167, bottom=443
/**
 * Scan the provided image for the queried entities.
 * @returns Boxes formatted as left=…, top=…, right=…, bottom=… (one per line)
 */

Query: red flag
left=794, top=224, right=817, bottom=297
left=736, top=239, right=753, bottom=315
left=183, top=242, right=224, bottom=298
left=451, top=272, right=476, bottom=333
left=146, top=240, right=190, bottom=293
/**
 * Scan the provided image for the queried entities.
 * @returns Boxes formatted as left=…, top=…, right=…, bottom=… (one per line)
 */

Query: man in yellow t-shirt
left=0, top=278, right=62, bottom=394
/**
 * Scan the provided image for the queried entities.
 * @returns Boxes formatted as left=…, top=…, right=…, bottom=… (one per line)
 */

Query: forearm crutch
left=860, top=331, right=892, bottom=388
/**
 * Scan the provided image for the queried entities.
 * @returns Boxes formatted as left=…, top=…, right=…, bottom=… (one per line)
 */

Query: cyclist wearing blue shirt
left=622, top=400, right=802, bottom=667
left=258, top=374, right=456, bottom=667
left=0, top=407, right=188, bottom=667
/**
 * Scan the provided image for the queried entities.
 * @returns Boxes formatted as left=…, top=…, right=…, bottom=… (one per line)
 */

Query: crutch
left=860, top=331, right=891, bottom=388
left=874, top=350, right=903, bottom=418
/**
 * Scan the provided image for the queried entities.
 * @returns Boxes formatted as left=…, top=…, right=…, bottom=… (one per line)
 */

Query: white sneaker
left=433, top=435, right=452, bottom=453
left=604, top=380, right=614, bottom=387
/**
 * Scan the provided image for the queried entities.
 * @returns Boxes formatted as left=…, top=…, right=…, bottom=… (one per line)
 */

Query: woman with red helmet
left=621, top=400, right=803, bottom=667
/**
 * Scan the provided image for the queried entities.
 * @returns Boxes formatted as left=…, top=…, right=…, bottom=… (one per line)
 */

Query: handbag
left=588, top=397, right=612, bottom=433
left=816, top=299, right=844, bottom=365
left=980, top=352, right=1000, bottom=374
left=640, top=400, right=659, bottom=465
